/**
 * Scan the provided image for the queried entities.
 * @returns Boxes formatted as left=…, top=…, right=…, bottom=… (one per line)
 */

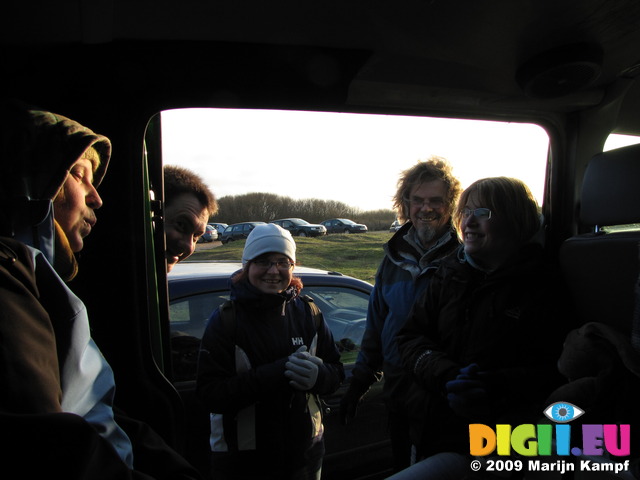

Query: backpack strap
left=300, top=295, right=322, bottom=356
left=300, top=294, right=322, bottom=331
left=215, top=299, right=256, bottom=450
left=219, top=300, right=251, bottom=371
left=219, top=300, right=236, bottom=341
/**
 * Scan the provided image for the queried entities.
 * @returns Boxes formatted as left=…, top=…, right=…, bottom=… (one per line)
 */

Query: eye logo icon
left=543, top=402, right=584, bottom=423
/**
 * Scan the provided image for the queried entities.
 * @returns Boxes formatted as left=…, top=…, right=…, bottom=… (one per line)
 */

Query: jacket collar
left=230, top=276, right=299, bottom=311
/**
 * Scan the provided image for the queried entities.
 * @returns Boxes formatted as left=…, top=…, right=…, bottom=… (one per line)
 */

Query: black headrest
left=581, top=143, right=640, bottom=227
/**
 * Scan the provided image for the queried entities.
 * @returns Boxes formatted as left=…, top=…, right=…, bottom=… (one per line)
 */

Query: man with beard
left=339, top=156, right=462, bottom=472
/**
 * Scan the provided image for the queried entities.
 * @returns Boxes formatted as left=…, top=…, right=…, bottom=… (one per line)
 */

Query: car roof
left=227, top=221, right=266, bottom=226
left=167, top=261, right=373, bottom=298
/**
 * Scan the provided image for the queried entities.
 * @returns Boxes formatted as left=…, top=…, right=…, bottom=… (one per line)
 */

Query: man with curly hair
left=339, top=156, right=462, bottom=472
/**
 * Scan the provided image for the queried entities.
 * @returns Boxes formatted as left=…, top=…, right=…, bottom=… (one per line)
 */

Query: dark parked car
left=168, top=261, right=392, bottom=479
left=219, top=221, right=266, bottom=244
left=197, top=224, right=217, bottom=243
left=321, top=218, right=368, bottom=234
left=271, top=218, right=327, bottom=237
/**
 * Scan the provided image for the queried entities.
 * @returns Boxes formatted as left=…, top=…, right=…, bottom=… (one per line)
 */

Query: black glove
left=445, top=363, right=491, bottom=419
left=339, top=378, right=371, bottom=426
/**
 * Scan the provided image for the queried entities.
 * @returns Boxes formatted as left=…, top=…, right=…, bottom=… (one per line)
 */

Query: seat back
left=559, top=143, right=640, bottom=335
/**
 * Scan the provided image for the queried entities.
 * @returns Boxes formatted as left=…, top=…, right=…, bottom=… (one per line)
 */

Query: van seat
left=559, top=143, right=640, bottom=335
left=555, top=145, right=640, bottom=479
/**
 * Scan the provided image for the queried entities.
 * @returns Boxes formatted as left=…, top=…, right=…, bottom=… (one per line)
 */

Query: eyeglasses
left=461, top=207, right=492, bottom=220
left=252, top=259, right=295, bottom=270
left=405, top=196, right=446, bottom=209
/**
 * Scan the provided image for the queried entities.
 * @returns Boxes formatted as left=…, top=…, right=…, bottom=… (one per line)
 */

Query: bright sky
left=161, top=108, right=550, bottom=212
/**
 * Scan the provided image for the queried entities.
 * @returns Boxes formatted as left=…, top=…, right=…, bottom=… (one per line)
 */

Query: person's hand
left=339, top=379, right=370, bottom=426
left=285, top=346, right=322, bottom=391
left=445, top=363, right=491, bottom=419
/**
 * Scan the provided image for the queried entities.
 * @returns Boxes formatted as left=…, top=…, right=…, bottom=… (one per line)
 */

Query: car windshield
left=339, top=219, right=356, bottom=225
left=291, top=219, right=309, bottom=225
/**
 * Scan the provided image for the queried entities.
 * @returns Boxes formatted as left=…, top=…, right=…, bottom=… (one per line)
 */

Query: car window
left=169, top=284, right=369, bottom=382
left=599, top=134, right=640, bottom=233
left=302, top=286, right=369, bottom=365
left=170, top=292, right=230, bottom=382
left=604, top=133, right=640, bottom=151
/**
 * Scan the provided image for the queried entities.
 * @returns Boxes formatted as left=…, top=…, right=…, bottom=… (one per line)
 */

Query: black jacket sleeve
left=196, top=308, right=291, bottom=413
left=396, top=276, right=460, bottom=393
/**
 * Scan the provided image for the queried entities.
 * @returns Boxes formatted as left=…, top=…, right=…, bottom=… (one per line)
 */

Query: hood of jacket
left=0, top=100, right=111, bottom=269
left=450, top=241, right=548, bottom=283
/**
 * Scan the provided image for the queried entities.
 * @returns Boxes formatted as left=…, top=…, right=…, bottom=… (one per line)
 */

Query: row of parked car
left=202, top=218, right=407, bottom=244
left=204, top=218, right=369, bottom=244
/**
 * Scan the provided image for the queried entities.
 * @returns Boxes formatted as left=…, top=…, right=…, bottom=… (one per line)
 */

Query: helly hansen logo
left=292, top=337, right=305, bottom=346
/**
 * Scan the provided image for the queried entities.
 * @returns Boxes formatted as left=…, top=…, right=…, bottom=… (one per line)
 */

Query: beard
left=416, top=224, right=438, bottom=246
left=413, top=211, right=449, bottom=247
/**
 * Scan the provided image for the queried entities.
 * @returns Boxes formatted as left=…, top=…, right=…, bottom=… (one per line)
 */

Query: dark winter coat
left=0, top=101, right=202, bottom=480
left=196, top=276, right=344, bottom=476
left=351, top=222, right=459, bottom=398
left=397, top=243, right=572, bottom=457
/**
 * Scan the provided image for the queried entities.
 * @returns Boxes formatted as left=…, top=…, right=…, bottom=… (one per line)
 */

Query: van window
left=159, top=108, right=549, bottom=213
left=601, top=134, right=640, bottom=232
left=604, top=133, right=640, bottom=152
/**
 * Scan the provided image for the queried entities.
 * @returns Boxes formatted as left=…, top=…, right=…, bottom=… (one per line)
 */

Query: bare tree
left=215, top=192, right=394, bottom=230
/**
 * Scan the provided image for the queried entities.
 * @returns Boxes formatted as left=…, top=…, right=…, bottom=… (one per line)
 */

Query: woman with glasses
left=197, top=223, right=344, bottom=480
left=392, top=177, right=573, bottom=479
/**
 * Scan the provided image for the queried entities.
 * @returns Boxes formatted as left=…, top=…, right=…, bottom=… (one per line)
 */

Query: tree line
left=212, top=192, right=397, bottom=231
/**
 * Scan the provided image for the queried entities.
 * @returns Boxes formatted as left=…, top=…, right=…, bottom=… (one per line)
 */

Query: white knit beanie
left=242, top=223, right=296, bottom=266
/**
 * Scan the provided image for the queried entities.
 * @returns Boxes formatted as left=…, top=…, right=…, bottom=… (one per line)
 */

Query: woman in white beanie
left=197, top=223, right=344, bottom=480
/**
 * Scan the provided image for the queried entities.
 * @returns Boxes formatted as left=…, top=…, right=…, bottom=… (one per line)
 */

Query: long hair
left=453, top=177, right=540, bottom=245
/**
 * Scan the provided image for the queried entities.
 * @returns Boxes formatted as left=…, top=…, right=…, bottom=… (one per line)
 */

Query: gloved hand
left=445, top=363, right=491, bottom=419
left=339, top=378, right=370, bottom=426
left=285, top=346, right=322, bottom=391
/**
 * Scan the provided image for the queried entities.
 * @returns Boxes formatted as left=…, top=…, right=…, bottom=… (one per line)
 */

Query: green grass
left=191, top=231, right=392, bottom=284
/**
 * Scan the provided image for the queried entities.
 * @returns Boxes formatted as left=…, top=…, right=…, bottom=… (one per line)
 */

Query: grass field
left=191, top=231, right=393, bottom=284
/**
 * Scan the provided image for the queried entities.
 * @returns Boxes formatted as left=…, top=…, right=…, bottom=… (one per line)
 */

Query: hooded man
left=0, top=100, right=201, bottom=479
